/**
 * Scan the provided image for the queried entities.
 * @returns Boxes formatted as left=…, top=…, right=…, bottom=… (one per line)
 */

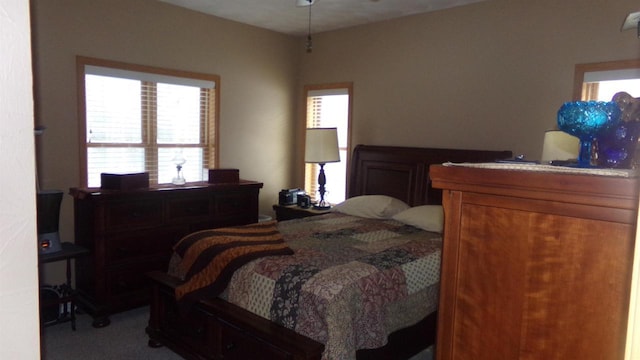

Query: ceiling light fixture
left=296, top=0, right=316, bottom=52
left=306, top=1, right=313, bottom=53
left=304, top=0, right=315, bottom=53
left=621, top=11, right=640, bottom=38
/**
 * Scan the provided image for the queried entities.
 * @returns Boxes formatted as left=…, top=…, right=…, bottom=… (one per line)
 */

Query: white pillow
left=332, top=195, right=410, bottom=219
left=392, top=205, right=444, bottom=233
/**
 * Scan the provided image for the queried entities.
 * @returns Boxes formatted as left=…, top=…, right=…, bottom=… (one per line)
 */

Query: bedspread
left=168, top=212, right=442, bottom=360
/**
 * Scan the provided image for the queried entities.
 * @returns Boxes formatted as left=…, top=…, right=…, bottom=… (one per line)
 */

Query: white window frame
left=76, top=56, right=219, bottom=187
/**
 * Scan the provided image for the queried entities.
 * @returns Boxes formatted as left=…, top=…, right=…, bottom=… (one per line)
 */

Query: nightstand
left=38, top=242, right=90, bottom=330
left=272, top=204, right=332, bottom=221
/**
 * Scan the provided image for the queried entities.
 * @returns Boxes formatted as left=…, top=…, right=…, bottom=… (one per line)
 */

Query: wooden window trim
left=573, top=59, right=640, bottom=100
left=76, top=56, right=220, bottom=187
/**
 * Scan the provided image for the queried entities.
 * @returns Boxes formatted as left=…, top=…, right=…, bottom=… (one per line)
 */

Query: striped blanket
left=172, top=220, right=293, bottom=309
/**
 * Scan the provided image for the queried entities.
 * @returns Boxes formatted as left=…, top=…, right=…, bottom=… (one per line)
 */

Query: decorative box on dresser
left=430, top=165, right=639, bottom=360
left=70, top=180, right=263, bottom=327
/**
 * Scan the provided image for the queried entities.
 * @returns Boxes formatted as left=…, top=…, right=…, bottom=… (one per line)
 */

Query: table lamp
left=540, top=129, right=580, bottom=164
left=305, top=128, right=340, bottom=209
left=171, top=151, right=186, bottom=185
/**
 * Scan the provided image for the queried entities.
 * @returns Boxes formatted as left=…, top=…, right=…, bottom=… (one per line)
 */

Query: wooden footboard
left=146, top=271, right=436, bottom=360
left=146, top=271, right=324, bottom=360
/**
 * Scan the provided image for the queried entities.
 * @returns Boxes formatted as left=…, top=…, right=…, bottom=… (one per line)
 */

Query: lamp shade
left=305, top=128, right=340, bottom=164
left=540, top=130, right=580, bottom=163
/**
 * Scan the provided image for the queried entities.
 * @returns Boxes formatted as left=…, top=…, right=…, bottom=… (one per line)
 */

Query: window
left=303, top=83, right=352, bottom=205
left=574, top=59, right=640, bottom=100
left=77, top=57, right=219, bottom=187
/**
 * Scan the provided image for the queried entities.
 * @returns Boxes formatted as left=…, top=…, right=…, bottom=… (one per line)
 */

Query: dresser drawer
left=213, top=192, right=257, bottom=218
left=166, top=196, right=210, bottom=221
left=105, top=227, right=185, bottom=264
left=160, top=300, right=216, bottom=359
left=106, top=257, right=168, bottom=302
left=219, top=319, right=290, bottom=360
left=104, top=199, right=163, bottom=229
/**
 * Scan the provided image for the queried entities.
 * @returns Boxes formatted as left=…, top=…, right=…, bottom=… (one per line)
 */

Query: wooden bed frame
left=146, top=144, right=511, bottom=360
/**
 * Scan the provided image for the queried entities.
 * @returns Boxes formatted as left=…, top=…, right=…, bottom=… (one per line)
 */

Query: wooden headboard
left=347, top=145, right=512, bottom=206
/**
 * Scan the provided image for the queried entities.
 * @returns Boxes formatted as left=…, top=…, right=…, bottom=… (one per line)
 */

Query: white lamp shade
left=540, top=130, right=580, bottom=163
left=305, top=128, right=340, bottom=163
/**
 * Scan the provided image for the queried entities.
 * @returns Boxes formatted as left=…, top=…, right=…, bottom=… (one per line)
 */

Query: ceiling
left=158, top=0, right=488, bottom=36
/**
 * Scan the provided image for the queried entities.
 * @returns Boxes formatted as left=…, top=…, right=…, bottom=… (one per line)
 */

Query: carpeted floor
left=40, top=306, right=182, bottom=360
left=41, top=305, right=434, bottom=360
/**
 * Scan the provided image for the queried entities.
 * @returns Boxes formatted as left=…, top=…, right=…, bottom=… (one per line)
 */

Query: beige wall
left=31, top=0, right=301, bottom=283
left=296, top=0, right=640, bottom=170
left=32, top=0, right=640, bottom=284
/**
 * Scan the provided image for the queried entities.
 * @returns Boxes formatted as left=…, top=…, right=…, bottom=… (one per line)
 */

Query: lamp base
left=172, top=177, right=186, bottom=185
left=313, top=199, right=331, bottom=210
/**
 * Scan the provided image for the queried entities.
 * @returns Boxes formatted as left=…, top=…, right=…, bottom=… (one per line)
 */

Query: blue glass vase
left=557, top=101, right=621, bottom=167
left=596, top=120, right=640, bottom=168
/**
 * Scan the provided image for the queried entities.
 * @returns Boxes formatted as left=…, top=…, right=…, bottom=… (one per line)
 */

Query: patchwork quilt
left=168, top=212, right=442, bottom=360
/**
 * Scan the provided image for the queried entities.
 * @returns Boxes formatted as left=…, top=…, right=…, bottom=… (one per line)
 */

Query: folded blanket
left=173, top=220, right=293, bottom=309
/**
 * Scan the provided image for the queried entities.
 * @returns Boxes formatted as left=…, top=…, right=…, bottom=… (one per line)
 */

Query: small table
left=39, top=242, right=90, bottom=330
left=272, top=204, right=332, bottom=221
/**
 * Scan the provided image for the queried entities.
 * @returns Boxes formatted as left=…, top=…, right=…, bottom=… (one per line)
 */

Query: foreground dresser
left=70, top=180, right=262, bottom=327
left=430, top=165, right=638, bottom=360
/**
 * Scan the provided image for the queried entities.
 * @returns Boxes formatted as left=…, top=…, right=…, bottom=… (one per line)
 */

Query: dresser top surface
left=70, top=179, right=263, bottom=198
left=430, top=164, right=639, bottom=210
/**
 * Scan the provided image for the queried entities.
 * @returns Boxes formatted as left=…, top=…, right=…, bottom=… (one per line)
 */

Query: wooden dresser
left=70, top=180, right=263, bottom=327
left=430, top=165, right=638, bottom=360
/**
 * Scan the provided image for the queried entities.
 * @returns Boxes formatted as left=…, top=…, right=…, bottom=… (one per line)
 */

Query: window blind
left=80, top=58, right=217, bottom=187
left=305, top=96, right=323, bottom=197
left=304, top=87, right=350, bottom=204
left=584, top=69, right=640, bottom=82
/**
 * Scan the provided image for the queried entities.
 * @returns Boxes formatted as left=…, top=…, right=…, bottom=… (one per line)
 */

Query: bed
left=146, top=144, right=511, bottom=360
